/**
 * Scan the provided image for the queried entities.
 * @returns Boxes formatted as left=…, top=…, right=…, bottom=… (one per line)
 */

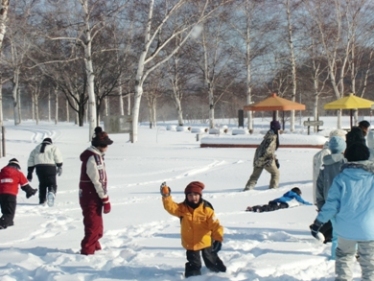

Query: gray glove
left=57, top=167, right=63, bottom=176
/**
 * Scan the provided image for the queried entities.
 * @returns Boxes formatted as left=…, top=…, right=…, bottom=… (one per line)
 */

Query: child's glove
left=160, top=182, right=171, bottom=197
left=304, top=202, right=313, bottom=206
left=212, top=241, right=222, bottom=253
left=102, top=197, right=111, bottom=214
left=21, top=185, right=37, bottom=198
left=309, top=220, right=324, bottom=241
left=26, top=188, right=37, bottom=199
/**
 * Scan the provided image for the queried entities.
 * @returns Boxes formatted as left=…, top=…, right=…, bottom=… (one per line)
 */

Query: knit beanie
left=328, top=136, right=347, bottom=154
left=8, top=158, right=20, bottom=169
left=346, top=127, right=366, bottom=148
left=91, top=127, right=113, bottom=147
left=329, top=129, right=347, bottom=139
left=270, top=121, right=281, bottom=132
left=344, top=142, right=370, bottom=162
left=184, top=181, right=205, bottom=195
left=42, top=138, right=52, bottom=144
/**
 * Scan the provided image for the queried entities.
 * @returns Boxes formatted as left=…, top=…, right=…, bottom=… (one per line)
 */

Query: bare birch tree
left=130, top=0, right=233, bottom=142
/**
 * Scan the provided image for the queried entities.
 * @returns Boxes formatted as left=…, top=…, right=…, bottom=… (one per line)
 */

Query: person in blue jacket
left=246, top=187, right=312, bottom=212
left=310, top=142, right=374, bottom=281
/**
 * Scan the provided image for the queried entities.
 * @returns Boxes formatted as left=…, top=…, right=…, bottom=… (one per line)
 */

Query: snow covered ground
left=0, top=116, right=369, bottom=281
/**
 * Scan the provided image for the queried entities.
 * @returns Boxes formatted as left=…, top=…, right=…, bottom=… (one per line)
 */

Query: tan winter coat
left=253, top=130, right=278, bottom=168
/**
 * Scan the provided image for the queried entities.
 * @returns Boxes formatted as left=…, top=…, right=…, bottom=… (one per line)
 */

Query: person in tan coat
left=161, top=181, right=226, bottom=278
left=243, top=120, right=281, bottom=191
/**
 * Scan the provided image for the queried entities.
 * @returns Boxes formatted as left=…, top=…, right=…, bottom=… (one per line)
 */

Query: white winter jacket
left=28, top=143, right=63, bottom=167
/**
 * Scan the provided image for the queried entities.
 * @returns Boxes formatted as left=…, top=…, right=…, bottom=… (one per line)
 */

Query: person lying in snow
left=245, top=187, right=312, bottom=212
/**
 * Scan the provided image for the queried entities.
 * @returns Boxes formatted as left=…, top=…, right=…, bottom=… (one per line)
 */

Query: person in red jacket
left=79, top=127, right=113, bottom=255
left=0, top=158, right=37, bottom=229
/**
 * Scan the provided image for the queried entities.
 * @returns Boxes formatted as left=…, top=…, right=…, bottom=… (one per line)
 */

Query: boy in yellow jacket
left=161, top=181, right=226, bottom=278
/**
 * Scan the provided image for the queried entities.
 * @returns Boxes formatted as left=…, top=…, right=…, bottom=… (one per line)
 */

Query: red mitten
left=102, top=197, right=111, bottom=214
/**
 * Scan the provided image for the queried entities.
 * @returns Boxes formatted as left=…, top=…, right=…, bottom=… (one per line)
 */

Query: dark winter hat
left=184, top=181, right=205, bottom=195
left=8, top=158, right=20, bottom=169
left=91, top=127, right=113, bottom=147
left=42, top=137, right=52, bottom=144
left=359, top=120, right=370, bottom=130
left=346, top=127, right=366, bottom=147
left=328, top=136, right=346, bottom=154
left=270, top=121, right=281, bottom=132
left=291, top=187, right=301, bottom=196
left=344, top=142, right=370, bottom=162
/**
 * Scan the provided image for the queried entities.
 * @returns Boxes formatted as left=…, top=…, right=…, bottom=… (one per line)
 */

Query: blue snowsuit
left=270, top=190, right=312, bottom=207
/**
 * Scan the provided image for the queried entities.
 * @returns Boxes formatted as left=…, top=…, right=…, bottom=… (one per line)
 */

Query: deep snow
left=0, top=116, right=369, bottom=281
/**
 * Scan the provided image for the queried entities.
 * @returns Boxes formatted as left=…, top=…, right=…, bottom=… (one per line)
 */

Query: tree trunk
left=17, top=87, right=21, bottom=125
left=12, top=69, right=20, bottom=125
left=127, top=94, right=131, bottom=115
left=48, top=90, right=51, bottom=122
left=119, top=77, right=124, bottom=115
left=208, top=88, right=215, bottom=129
left=35, top=94, right=39, bottom=125
left=66, top=99, right=69, bottom=122
left=55, top=86, right=59, bottom=124
left=81, top=0, right=97, bottom=140
left=0, top=0, right=10, bottom=50
left=31, top=95, right=35, bottom=120
left=286, top=0, right=297, bottom=132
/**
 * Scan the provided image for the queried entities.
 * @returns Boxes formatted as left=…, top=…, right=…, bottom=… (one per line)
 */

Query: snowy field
left=0, top=116, right=369, bottom=281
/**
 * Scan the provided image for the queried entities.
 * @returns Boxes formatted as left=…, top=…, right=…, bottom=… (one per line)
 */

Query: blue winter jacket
left=271, top=191, right=311, bottom=206
left=316, top=160, right=374, bottom=241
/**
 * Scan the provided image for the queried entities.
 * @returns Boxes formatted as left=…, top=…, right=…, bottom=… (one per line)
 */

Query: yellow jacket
left=162, top=196, right=224, bottom=251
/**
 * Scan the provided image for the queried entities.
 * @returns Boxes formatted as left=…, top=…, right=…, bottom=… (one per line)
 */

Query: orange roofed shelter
left=244, top=93, right=306, bottom=125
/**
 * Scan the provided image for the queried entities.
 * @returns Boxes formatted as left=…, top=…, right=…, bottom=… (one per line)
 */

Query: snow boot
left=47, top=192, right=55, bottom=207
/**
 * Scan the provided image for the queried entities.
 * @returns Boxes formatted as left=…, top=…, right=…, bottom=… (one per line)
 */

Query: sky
left=0, top=116, right=369, bottom=281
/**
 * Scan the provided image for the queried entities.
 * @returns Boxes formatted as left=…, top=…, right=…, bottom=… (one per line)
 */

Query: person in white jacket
left=27, top=138, right=63, bottom=206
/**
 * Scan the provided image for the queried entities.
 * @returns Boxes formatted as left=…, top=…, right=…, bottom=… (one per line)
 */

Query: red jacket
left=0, top=166, right=29, bottom=196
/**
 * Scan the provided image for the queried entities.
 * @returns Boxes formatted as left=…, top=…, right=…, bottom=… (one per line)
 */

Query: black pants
left=185, top=246, right=226, bottom=278
left=251, top=201, right=289, bottom=213
left=0, top=194, right=16, bottom=228
left=36, top=166, right=57, bottom=204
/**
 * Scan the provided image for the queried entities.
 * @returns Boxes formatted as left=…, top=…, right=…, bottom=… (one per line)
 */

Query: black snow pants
left=0, top=194, right=16, bottom=228
left=185, top=245, right=226, bottom=278
left=36, top=165, right=57, bottom=204
left=251, top=201, right=289, bottom=213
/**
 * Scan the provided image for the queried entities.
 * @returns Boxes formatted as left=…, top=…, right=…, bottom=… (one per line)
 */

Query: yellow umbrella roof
left=243, top=93, right=306, bottom=111
left=324, top=93, right=374, bottom=110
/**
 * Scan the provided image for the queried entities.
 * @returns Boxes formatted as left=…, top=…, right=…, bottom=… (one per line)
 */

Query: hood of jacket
left=322, top=153, right=346, bottom=166
left=341, top=160, right=374, bottom=174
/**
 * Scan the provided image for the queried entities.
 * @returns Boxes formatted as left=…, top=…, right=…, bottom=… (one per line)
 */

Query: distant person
left=316, top=136, right=347, bottom=258
left=79, top=127, right=113, bottom=255
left=160, top=181, right=226, bottom=278
left=0, top=158, right=37, bottom=229
left=27, top=138, right=63, bottom=206
left=310, top=142, right=374, bottom=281
left=245, top=187, right=312, bottom=212
left=243, top=120, right=281, bottom=191
left=312, top=129, right=346, bottom=205
left=346, top=126, right=374, bottom=162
